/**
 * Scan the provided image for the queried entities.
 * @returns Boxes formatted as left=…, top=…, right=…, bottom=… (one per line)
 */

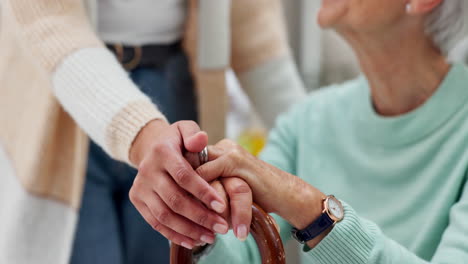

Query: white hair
left=426, top=0, right=468, bottom=63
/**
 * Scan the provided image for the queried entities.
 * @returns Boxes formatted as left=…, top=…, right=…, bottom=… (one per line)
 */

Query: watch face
left=326, top=196, right=344, bottom=221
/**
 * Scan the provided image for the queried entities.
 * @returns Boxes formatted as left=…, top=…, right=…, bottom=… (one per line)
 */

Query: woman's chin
left=317, top=9, right=339, bottom=29
left=317, top=2, right=347, bottom=29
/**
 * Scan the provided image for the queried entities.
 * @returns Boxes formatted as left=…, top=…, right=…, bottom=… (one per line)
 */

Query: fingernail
left=211, top=201, right=225, bottom=214
left=201, top=234, right=215, bottom=244
left=237, top=225, right=248, bottom=241
left=181, top=242, right=193, bottom=250
left=213, top=223, right=229, bottom=234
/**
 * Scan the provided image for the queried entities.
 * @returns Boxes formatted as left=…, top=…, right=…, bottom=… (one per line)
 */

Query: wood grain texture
left=171, top=204, right=286, bottom=264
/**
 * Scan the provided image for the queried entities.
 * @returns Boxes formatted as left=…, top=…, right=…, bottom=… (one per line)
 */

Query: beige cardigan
left=0, top=0, right=305, bottom=263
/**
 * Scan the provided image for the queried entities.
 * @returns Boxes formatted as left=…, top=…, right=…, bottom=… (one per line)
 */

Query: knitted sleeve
left=301, top=183, right=468, bottom=264
left=3, top=0, right=166, bottom=164
left=230, top=0, right=306, bottom=129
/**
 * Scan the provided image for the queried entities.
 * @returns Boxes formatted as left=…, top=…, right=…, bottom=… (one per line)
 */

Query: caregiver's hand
left=197, top=140, right=327, bottom=233
left=129, top=120, right=229, bottom=249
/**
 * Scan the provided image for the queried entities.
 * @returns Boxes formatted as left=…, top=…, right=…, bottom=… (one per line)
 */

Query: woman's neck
left=343, top=27, right=450, bottom=116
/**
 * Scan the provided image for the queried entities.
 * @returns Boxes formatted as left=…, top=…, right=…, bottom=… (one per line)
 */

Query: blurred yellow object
left=237, top=128, right=267, bottom=157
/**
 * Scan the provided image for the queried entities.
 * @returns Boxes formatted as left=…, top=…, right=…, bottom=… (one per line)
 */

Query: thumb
left=196, top=157, right=229, bottom=183
left=177, top=121, right=208, bottom=152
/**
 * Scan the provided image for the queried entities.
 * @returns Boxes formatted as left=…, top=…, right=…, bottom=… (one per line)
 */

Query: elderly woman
left=155, top=0, right=468, bottom=263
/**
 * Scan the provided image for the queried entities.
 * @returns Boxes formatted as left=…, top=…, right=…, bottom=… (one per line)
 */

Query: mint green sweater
left=199, top=63, right=468, bottom=263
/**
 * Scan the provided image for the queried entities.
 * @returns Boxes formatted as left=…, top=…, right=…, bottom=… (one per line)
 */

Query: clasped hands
left=129, top=120, right=326, bottom=250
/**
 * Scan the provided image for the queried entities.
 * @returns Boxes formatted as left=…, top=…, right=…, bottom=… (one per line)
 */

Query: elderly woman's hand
left=208, top=177, right=280, bottom=242
left=197, top=140, right=327, bottom=232
left=209, top=178, right=252, bottom=241
left=183, top=150, right=255, bottom=242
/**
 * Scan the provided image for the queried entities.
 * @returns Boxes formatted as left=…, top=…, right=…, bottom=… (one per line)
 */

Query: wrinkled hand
left=195, top=139, right=284, bottom=214
left=129, top=120, right=229, bottom=249
left=185, top=150, right=254, bottom=242
left=209, top=178, right=280, bottom=241
left=209, top=178, right=253, bottom=241
left=196, top=139, right=326, bottom=230
left=198, top=140, right=334, bottom=250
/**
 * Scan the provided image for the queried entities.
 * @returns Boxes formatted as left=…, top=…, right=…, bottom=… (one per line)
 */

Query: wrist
left=286, top=183, right=326, bottom=230
left=290, top=193, right=344, bottom=249
left=254, top=164, right=325, bottom=225
left=130, top=119, right=170, bottom=166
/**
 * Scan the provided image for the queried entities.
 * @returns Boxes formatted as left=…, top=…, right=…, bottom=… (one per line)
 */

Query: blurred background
left=227, top=0, right=359, bottom=157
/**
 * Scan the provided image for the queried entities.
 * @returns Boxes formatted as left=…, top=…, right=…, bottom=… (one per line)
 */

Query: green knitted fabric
left=200, top=63, right=468, bottom=264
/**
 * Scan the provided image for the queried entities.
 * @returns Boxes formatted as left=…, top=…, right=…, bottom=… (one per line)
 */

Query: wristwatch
left=291, top=195, right=344, bottom=244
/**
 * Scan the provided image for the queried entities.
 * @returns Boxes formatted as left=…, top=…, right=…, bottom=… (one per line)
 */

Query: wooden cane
left=170, top=203, right=285, bottom=264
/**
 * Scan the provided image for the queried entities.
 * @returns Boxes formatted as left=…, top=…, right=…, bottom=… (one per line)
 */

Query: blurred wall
left=281, top=0, right=360, bottom=91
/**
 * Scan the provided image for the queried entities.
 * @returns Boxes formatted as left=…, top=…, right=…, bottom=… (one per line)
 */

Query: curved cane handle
left=170, top=203, right=285, bottom=264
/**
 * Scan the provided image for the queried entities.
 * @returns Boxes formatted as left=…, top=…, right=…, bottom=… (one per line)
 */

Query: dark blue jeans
left=71, top=52, right=197, bottom=264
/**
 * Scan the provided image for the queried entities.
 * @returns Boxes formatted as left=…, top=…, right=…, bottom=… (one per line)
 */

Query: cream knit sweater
left=0, top=0, right=305, bottom=263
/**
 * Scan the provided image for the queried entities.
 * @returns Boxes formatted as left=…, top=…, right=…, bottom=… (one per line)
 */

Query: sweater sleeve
left=200, top=98, right=468, bottom=263
left=3, top=0, right=167, bottom=164
left=304, top=180, right=468, bottom=264
left=239, top=108, right=468, bottom=264
left=230, top=0, right=306, bottom=129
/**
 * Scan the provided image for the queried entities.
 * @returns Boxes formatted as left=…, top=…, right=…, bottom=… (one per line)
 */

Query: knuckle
left=228, top=148, right=243, bottom=162
left=137, top=163, right=151, bottom=178
left=196, top=213, right=209, bottom=227
left=183, top=120, right=198, bottom=128
left=230, top=181, right=251, bottom=195
left=165, top=233, right=178, bottom=243
left=157, top=210, right=171, bottom=224
left=168, top=193, right=184, bottom=212
left=232, top=144, right=244, bottom=154
left=219, top=139, right=235, bottom=147
left=185, top=226, right=199, bottom=239
left=131, top=177, right=150, bottom=193
left=219, top=139, right=229, bottom=145
left=192, top=229, right=203, bottom=241
left=132, top=176, right=144, bottom=189
left=196, top=187, right=209, bottom=202
left=150, top=219, right=162, bottom=231
left=234, top=144, right=245, bottom=154
left=128, top=188, right=137, bottom=202
left=174, top=167, right=191, bottom=185
left=153, top=142, right=170, bottom=155
left=210, top=181, right=223, bottom=192
left=195, top=166, right=205, bottom=177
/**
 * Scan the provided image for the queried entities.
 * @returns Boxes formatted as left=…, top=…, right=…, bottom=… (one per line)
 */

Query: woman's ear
left=407, top=0, right=443, bottom=15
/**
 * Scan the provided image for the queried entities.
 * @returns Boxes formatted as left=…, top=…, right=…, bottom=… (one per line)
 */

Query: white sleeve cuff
left=52, top=47, right=166, bottom=163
